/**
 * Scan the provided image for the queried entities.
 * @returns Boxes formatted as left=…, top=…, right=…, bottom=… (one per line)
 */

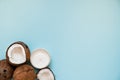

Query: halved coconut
left=30, top=49, right=51, bottom=69
left=6, top=41, right=30, bottom=66
left=37, top=68, right=55, bottom=80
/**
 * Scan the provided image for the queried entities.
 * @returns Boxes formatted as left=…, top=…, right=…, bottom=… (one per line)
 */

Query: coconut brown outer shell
left=0, top=59, right=14, bottom=80
left=6, top=41, right=30, bottom=66
left=13, top=64, right=36, bottom=80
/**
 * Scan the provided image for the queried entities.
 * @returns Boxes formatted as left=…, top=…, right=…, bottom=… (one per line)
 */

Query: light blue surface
left=0, top=0, right=120, bottom=80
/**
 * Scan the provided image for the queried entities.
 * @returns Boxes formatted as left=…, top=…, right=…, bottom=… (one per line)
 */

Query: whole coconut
left=0, top=59, right=14, bottom=80
left=13, top=64, right=36, bottom=80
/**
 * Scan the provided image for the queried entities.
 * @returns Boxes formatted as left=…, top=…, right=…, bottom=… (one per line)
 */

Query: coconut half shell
left=37, top=68, right=55, bottom=80
left=6, top=41, right=30, bottom=66
left=30, top=49, right=51, bottom=69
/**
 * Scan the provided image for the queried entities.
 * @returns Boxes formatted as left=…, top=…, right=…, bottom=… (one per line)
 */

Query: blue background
left=0, top=0, right=120, bottom=80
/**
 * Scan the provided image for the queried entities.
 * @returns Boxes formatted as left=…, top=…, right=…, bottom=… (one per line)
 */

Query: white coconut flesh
left=8, top=44, right=26, bottom=64
left=37, top=68, right=54, bottom=80
left=30, top=49, right=51, bottom=69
